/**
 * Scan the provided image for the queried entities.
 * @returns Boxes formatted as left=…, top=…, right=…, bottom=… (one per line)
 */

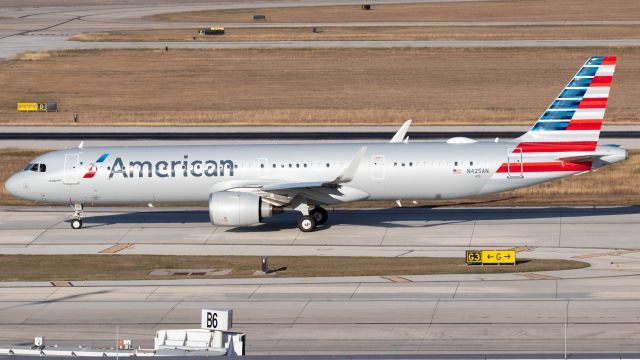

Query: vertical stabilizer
left=515, top=56, right=616, bottom=153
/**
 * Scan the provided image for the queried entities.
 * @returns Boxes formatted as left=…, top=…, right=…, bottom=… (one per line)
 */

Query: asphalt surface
left=2, top=126, right=639, bottom=149
left=1, top=130, right=639, bottom=141
left=1, top=205, right=640, bottom=354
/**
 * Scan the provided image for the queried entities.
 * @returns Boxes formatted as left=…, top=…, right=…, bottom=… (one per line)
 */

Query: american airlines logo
left=83, top=153, right=109, bottom=178
left=108, top=156, right=235, bottom=179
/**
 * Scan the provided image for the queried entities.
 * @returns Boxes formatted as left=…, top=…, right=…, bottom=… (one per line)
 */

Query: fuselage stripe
left=496, top=161, right=592, bottom=173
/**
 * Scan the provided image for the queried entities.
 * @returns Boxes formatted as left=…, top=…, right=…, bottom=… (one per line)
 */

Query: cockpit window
left=27, top=163, right=47, bottom=173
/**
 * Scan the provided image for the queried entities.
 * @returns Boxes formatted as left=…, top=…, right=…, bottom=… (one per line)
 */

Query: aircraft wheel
left=298, top=215, right=316, bottom=232
left=310, top=207, right=328, bottom=225
left=70, top=219, right=83, bottom=230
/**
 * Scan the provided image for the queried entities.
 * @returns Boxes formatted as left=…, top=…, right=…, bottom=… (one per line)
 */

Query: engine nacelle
left=209, top=191, right=276, bottom=226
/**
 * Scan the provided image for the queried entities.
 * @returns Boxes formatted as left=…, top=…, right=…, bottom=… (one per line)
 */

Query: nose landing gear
left=70, top=203, right=83, bottom=229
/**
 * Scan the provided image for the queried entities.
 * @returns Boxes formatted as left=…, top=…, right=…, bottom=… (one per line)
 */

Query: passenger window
left=326, top=163, right=330, bottom=168
left=454, top=162, right=458, bottom=166
left=260, top=164, right=264, bottom=168
left=470, top=161, right=474, bottom=166
left=409, top=162, right=413, bottom=167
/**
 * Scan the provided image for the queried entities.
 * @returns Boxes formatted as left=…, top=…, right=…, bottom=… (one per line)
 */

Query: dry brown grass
left=150, top=0, right=640, bottom=23
left=70, top=25, right=640, bottom=42
left=8, top=51, right=52, bottom=61
left=1, top=47, right=640, bottom=126
left=0, top=149, right=48, bottom=206
left=0, top=254, right=587, bottom=281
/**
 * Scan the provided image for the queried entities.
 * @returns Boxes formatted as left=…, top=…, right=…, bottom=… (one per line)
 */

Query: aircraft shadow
left=78, top=206, right=640, bottom=232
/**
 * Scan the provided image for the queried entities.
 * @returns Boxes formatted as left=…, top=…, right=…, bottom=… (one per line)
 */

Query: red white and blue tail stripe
left=493, top=56, right=616, bottom=180
left=515, top=56, right=616, bottom=151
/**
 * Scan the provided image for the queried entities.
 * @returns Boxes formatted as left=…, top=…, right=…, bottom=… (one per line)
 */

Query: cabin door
left=63, top=154, right=80, bottom=185
left=507, top=148, right=523, bottom=178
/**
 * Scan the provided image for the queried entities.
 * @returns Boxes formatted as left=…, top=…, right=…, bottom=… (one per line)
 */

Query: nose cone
left=5, top=173, right=22, bottom=198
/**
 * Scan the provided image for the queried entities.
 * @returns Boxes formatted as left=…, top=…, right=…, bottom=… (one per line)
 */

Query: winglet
left=390, top=120, right=412, bottom=143
left=327, top=146, right=367, bottom=185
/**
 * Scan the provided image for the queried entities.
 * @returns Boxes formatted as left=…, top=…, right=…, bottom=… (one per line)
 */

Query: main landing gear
left=297, top=206, right=329, bottom=232
left=70, top=203, right=83, bottom=229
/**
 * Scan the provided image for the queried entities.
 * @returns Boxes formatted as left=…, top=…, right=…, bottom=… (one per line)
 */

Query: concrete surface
left=1, top=206, right=639, bottom=354
left=2, top=206, right=639, bottom=253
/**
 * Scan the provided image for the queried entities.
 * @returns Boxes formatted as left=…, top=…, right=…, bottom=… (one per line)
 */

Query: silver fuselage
left=5, top=141, right=627, bottom=205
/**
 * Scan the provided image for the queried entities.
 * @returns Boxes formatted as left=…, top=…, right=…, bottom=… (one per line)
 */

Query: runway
left=1, top=207, right=640, bottom=354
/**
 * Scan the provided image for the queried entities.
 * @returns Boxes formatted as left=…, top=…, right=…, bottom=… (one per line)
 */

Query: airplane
left=5, top=56, right=627, bottom=232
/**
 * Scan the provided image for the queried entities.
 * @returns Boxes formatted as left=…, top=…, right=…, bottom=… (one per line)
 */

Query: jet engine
left=209, top=191, right=280, bottom=226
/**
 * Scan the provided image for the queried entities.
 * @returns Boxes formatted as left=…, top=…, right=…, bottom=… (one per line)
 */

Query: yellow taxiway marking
left=573, top=249, right=640, bottom=259
left=383, top=275, right=412, bottom=283
left=519, top=273, right=561, bottom=280
left=99, top=243, right=132, bottom=254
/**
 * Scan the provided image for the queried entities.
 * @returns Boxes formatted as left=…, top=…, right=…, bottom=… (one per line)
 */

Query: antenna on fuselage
left=78, top=141, right=84, bottom=149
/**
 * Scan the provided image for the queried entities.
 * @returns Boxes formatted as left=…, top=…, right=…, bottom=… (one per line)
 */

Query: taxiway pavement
left=1, top=206, right=640, bottom=354
left=2, top=206, right=640, bottom=254
left=1, top=126, right=639, bottom=149
left=2, top=0, right=640, bottom=60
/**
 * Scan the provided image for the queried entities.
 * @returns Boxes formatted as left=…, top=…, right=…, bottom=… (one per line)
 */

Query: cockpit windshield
left=23, top=163, right=46, bottom=173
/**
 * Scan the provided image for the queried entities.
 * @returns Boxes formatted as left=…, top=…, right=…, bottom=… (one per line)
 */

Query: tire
left=71, top=219, right=83, bottom=229
left=298, top=215, right=316, bottom=232
left=310, top=207, right=328, bottom=225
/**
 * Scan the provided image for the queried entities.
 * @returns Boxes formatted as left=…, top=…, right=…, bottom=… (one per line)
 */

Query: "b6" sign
left=201, top=309, right=232, bottom=331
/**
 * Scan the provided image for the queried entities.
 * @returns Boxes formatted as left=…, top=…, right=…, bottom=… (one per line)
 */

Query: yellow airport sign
left=16, top=102, right=38, bottom=111
left=465, top=250, right=482, bottom=265
left=16, top=102, right=57, bottom=112
left=481, top=250, right=516, bottom=265
left=466, top=249, right=517, bottom=265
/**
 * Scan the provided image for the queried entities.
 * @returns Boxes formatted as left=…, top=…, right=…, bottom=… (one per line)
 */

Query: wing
left=210, top=146, right=370, bottom=206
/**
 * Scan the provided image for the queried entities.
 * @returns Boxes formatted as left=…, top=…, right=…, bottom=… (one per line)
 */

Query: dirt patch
left=149, top=0, right=640, bottom=23
left=1, top=47, right=639, bottom=126
left=0, top=254, right=588, bottom=281
left=71, top=25, right=640, bottom=42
